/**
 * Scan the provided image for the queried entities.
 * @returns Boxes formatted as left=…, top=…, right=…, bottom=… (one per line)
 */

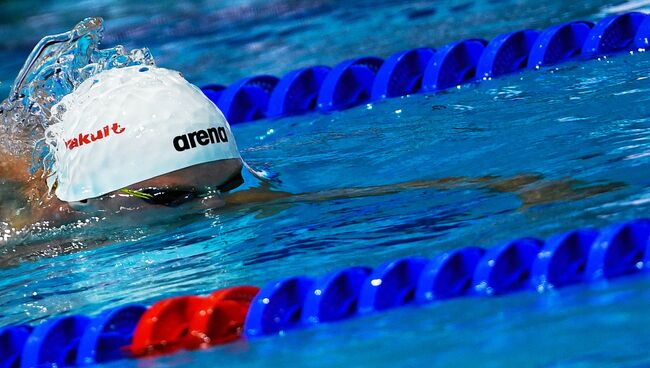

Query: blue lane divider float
left=422, top=39, right=487, bottom=91
left=532, top=229, right=599, bottom=289
left=358, top=257, right=428, bottom=313
left=473, top=238, right=543, bottom=296
left=244, top=276, right=314, bottom=337
left=76, top=304, right=146, bottom=365
left=302, top=266, right=371, bottom=324
left=416, top=246, right=485, bottom=302
left=371, top=48, right=435, bottom=99
left=20, top=315, right=90, bottom=368
left=528, top=21, right=594, bottom=68
left=267, top=66, right=331, bottom=118
left=582, top=12, right=647, bottom=58
left=0, top=325, right=31, bottom=368
left=201, top=11, right=650, bottom=124
left=216, top=75, right=279, bottom=124
left=13, top=305, right=145, bottom=368
left=477, top=29, right=540, bottom=78
left=586, top=219, right=650, bottom=280
left=317, top=56, right=384, bottom=111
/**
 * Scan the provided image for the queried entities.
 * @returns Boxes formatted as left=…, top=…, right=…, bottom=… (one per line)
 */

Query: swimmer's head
left=45, top=66, right=242, bottom=203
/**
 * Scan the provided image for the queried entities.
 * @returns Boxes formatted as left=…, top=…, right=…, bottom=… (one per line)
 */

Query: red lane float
left=129, top=286, right=259, bottom=357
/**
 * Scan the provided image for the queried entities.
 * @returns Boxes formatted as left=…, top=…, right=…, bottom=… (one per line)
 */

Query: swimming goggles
left=117, top=172, right=244, bottom=207
left=118, top=187, right=201, bottom=207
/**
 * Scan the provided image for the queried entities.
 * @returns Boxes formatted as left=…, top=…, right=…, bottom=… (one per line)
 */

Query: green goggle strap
left=119, top=188, right=154, bottom=200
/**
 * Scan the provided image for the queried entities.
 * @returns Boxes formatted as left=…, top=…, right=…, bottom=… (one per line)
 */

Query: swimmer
left=2, top=64, right=251, bottom=228
left=0, top=20, right=624, bottom=237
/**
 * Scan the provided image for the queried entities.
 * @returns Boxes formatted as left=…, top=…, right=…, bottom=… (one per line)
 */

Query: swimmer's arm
left=224, top=175, right=534, bottom=205
left=0, top=152, right=77, bottom=228
left=224, top=174, right=623, bottom=208
left=0, top=154, right=33, bottom=228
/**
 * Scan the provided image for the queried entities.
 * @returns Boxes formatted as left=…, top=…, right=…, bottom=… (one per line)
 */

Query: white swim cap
left=45, top=65, right=241, bottom=202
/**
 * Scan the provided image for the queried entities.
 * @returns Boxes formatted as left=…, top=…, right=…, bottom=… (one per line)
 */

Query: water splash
left=0, top=17, right=155, bottom=246
left=0, top=17, right=155, bottom=165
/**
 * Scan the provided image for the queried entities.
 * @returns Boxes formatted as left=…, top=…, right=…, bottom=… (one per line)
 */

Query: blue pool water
left=2, top=0, right=650, bottom=366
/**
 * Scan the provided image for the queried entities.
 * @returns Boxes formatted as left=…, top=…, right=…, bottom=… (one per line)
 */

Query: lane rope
left=204, top=12, right=650, bottom=124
